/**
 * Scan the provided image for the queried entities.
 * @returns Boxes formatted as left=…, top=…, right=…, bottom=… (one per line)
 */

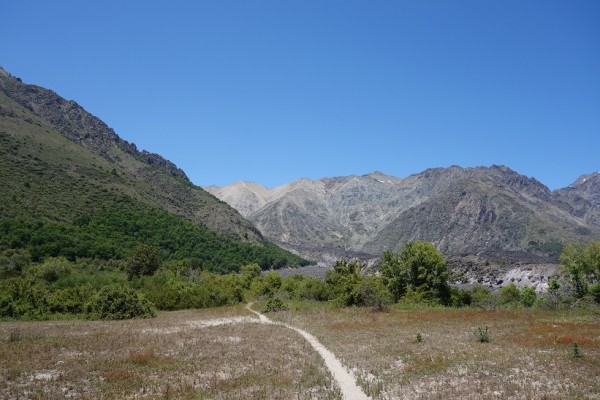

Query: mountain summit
left=207, top=166, right=600, bottom=260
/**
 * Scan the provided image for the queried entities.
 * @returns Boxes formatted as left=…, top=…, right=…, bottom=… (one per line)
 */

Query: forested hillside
left=0, top=67, right=308, bottom=272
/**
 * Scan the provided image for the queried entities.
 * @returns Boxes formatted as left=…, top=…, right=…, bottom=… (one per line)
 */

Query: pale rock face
left=207, top=166, right=600, bottom=259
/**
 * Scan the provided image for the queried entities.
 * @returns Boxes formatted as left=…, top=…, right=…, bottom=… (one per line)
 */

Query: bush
left=379, top=242, right=450, bottom=304
left=0, top=249, right=31, bottom=278
left=251, top=271, right=282, bottom=299
left=571, top=342, right=583, bottom=358
left=520, top=286, right=537, bottom=307
left=85, top=286, right=156, bottom=320
left=140, top=270, right=243, bottom=311
left=500, top=283, right=520, bottom=305
left=475, top=326, right=490, bottom=343
left=588, top=284, right=600, bottom=304
left=449, top=286, right=472, bottom=307
left=127, top=244, right=161, bottom=279
left=46, top=284, right=94, bottom=314
left=33, top=257, right=73, bottom=283
left=262, top=298, right=288, bottom=313
left=354, top=276, right=393, bottom=311
left=470, top=285, right=499, bottom=310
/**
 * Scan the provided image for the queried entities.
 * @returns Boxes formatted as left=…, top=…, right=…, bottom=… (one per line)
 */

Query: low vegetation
left=2, top=240, right=600, bottom=321
left=268, top=303, right=600, bottom=399
left=0, top=306, right=342, bottom=399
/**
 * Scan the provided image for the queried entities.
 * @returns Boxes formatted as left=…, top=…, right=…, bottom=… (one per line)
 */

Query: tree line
left=1, top=240, right=599, bottom=320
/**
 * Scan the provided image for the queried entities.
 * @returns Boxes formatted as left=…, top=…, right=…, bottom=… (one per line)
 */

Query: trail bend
left=245, top=302, right=370, bottom=400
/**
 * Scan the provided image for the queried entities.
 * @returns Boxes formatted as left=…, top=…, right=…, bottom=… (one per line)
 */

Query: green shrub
left=398, top=286, right=441, bottom=307
left=571, top=342, right=583, bottom=358
left=250, top=271, right=283, bottom=299
left=140, top=270, right=242, bottom=311
left=33, top=257, right=73, bottom=283
left=588, top=284, right=600, bottom=304
left=449, top=286, right=472, bottom=307
left=127, top=244, right=161, bottom=279
left=500, top=283, right=520, bottom=305
left=263, top=298, right=288, bottom=313
left=85, top=286, right=156, bottom=320
left=520, top=286, right=537, bottom=307
left=354, top=276, right=393, bottom=311
left=0, top=249, right=31, bottom=278
left=475, top=326, right=490, bottom=343
left=239, top=264, right=262, bottom=288
left=46, top=284, right=94, bottom=314
left=379, top=242, right=451, bottom=304
left=470, top=285, right=499, bottom=310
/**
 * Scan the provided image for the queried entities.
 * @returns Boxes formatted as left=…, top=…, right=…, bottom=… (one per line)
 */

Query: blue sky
left=2, top=1, right=599, bottom=189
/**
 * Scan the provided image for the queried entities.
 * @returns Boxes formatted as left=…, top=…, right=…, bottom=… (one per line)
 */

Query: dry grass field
left=1, top=303, right=599, bottom=399
left=0, top=305, right=341, bottom=399
left=271, top=303, right=600, bottom=399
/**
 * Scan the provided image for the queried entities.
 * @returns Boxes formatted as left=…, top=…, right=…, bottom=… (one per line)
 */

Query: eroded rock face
left=208, top=166, right=600, bottom=259
left=446, top=255, right=560, bottom=293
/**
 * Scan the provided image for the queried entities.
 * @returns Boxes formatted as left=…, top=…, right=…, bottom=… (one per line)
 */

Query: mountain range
left=0, top=67, right=307, bottom=271
left=3, top=65, right=598, bottom=272
left=207, top=167, right=600, bottom=262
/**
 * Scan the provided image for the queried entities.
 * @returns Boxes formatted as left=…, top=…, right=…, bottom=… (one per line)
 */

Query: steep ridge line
left=245, top=302, right=371, bottom=400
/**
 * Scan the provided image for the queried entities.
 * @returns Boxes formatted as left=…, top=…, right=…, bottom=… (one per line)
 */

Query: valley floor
left=1, top=303, right=599, bottom=399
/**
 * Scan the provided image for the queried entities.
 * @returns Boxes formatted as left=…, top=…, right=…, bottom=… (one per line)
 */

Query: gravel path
left=245, top=302, right=371, bottom=400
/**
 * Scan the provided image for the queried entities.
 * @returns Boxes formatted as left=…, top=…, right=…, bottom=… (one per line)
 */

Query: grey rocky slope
left=553, top=171, right=600, bottom=227
left=206, top=166, right=600, bottom=259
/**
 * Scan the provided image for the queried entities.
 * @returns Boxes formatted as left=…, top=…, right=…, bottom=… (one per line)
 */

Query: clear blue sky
left=2, top=1, right=599, bottom=190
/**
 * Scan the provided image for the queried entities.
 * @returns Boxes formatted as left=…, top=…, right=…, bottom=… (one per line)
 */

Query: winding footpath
left=245, top=302, right=371, bottom=400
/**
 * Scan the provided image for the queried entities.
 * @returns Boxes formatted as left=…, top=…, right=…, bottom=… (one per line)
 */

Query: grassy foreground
left=271, top=303, right=600, bottom=399
left=0, top=305, right=340, bottom=400
left=1, top=302, right=599, bottom=399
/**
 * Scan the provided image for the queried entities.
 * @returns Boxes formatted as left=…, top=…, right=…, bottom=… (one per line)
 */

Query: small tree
left=520, top=286, right=537, bottom=308
left=354, top=276, right=393, bottom=311
left=379, top=242, right=450, bottom=304
left=127, top=244, right=161, bottom=279
left=547, top=276, right=561, bottom=308
left=560, top=241, right=600, bottom=298
left=240, top=264, right=262, bottom=288
left=250, top=271, right=282, bottom=299
left=500, top=283, right=521, bottom=305
left=325, top=259, right=363, bottom=306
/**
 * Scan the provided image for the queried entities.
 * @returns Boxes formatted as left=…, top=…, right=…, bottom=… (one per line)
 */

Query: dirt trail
left=245, top=302, right=370, bottom=400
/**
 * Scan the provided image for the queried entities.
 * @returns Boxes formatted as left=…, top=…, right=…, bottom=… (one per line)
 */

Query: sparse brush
left=263, top=298, right=288, bottom=313
left=9, top=328, right=21, bottom=342
left=415, top=333, right=423, bottom=343
left=571, top=342, right=583, bottom=358
left=475, top=326, right=490, bottom=343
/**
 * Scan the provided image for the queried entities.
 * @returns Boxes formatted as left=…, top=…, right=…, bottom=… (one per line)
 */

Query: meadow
left=1, top=302, right=598, bottom=399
